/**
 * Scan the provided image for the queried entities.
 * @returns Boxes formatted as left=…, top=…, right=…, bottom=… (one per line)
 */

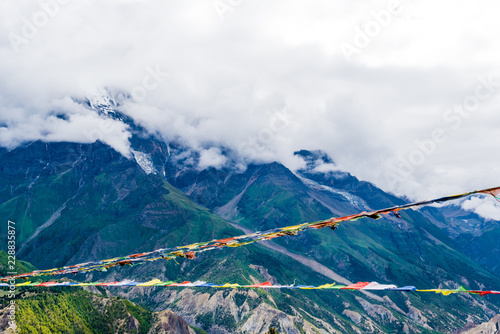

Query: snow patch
left=296, top=174, right=366, bottom=209
left=131, top=150, right=156, bottom=174
left=86, top=88, right=118, bottom=116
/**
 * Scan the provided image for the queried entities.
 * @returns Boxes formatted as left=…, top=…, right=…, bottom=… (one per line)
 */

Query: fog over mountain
left=1, top=0, right=500, bottom=218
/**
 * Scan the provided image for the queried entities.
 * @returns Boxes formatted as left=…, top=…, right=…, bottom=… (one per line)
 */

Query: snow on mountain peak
left=86, top=88, right=119, bottom=116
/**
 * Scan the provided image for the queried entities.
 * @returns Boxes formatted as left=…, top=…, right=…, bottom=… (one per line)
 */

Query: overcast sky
left=1, top=0, right=500, bottom=218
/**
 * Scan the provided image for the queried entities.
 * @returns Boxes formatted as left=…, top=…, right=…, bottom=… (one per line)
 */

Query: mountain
left=441, top=207, right=500, bottom=277
left=1, top=94, right=500, bottom=333
left=166, top=149, right=500, bottom=289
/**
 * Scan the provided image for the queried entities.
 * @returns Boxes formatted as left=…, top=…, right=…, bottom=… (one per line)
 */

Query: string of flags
left=2, top=186, right=500, bottom=281
left=2, top=279, right=499, bottom=296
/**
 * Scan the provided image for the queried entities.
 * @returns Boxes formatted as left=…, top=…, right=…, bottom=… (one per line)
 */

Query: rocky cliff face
left=149, top=310, right=196, bottom=334
left=138, top=288, right=340, bottom=334
left=454, top=314, right=500, bottom=334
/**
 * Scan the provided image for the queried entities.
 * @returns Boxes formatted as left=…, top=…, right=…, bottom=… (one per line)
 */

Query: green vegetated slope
left=0, top=251, right=36, bottom=278
left=0, top=141, right=240, bottom=270
left=0, top=289, right=153, bottom=334
left=1, top=142, right=499, bottom=333
left=0, top=251, right=204, bottom=334
left=0, top=285, right=206, bottom=334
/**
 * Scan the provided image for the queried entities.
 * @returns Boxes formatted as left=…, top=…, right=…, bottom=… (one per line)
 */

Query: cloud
left=197, top=147, right=227, bottom=171
left=1, top=0, right=500, bottom=218
left=313, top=162, right=339, bottom=174
left=462, top=197, right=500, bottom=221
left=0, top=96, right=132, bottom=157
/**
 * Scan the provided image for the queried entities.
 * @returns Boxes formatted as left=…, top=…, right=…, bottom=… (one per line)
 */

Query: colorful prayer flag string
left=2, top=186, right=499, bottom=281
left=1, top=279, right=499, bottom=296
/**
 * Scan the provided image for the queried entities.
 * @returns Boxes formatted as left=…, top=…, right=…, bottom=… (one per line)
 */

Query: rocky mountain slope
left=453, top=315, right=500, bottom=334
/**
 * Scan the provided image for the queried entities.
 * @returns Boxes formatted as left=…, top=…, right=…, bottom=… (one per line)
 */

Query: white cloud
left=197, top=147, right=227, bottom=170
left=313, top=162, right=339, bottom=174
left=0, top=97, right=132, bottom=157
left=1, top=0, right=500, bottom=217
left=462, top=197, right=500, bottom=221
